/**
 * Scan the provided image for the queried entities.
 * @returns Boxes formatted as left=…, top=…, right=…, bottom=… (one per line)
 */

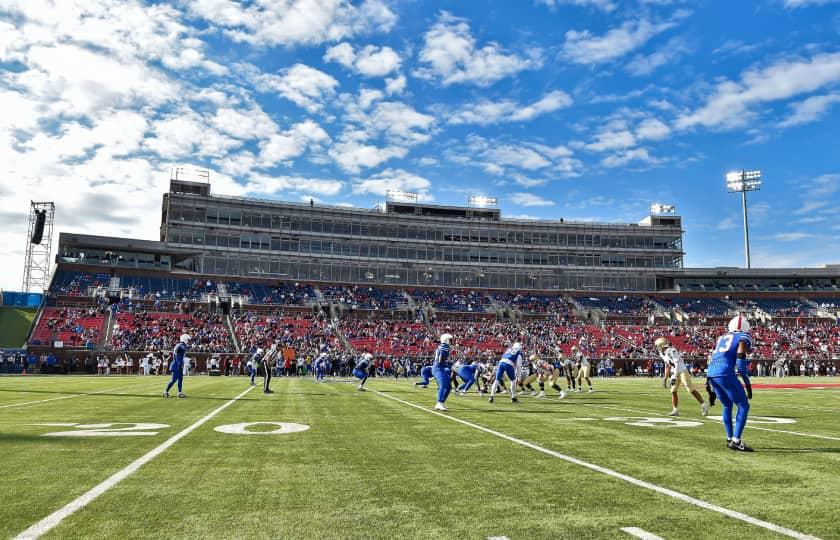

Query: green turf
left=1, top=375, right=838, bottom=539
left=0, top=307, right=37, bottom=348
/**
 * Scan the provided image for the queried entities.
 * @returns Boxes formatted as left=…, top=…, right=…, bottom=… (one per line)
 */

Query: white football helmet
left=364, top=353, right=374, bottom=360
left=728, top=315, right=751, bottom=333
left=511, top=342, right=522, bottom=353
left=180, top=334, right=191, bottom=344
left=440, top=333, right=453, bottom=344
left=256, top=348, right=264, bottom=356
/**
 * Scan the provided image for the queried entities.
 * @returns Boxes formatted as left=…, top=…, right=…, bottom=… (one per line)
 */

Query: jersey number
left=716, top=335, right=734, bottom=353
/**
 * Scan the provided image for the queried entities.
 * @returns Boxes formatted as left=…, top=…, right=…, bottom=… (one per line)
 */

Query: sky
left=2, top=0, right=840, bottom=292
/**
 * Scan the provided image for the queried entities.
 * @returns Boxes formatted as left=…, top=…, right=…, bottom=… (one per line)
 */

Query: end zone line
left=372, top=390, right=820, bottom=540
left=14, top=385, right=255, bottom=540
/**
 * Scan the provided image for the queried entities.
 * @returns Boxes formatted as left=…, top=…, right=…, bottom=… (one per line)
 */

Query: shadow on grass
left=759, top=447, right=840, bottom=454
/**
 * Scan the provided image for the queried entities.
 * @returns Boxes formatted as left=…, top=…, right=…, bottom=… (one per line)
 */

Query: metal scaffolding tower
left=21, top=201, right=55, bottom=293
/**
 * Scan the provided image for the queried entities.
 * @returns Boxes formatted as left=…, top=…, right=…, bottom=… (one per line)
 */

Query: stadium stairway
left=226, top=314, right=241, bottom=353
left=101, top=309, right=115, bottom=349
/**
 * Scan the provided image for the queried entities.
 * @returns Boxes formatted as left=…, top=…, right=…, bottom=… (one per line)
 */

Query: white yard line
left=572, top=401, right=840, bottom=442
left=15, top=385, right=255, bottom=540
left=621, top=527, right=665, bottom=540
left=0, top=383, right=151, bottom=410
left=373, top=390, right=820, bottom=540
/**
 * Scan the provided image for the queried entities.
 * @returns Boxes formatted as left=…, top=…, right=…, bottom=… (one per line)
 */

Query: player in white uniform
left=533, top=354, right=566, bottom=399
left=572, top=346, right=593, bottom=393
left=655, top=337, right=709, bottom=417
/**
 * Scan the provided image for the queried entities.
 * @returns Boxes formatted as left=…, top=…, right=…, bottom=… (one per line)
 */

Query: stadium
left=3, top=2, right=840, bottom=540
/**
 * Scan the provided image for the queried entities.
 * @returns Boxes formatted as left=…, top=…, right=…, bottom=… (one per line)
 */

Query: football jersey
left=433, top=343, right=451, bottom=368
left=577, top=354, right=589, bottom=367
left=708, top=331, right=752, bottom=378
left=500, top=348, right=522, bottom=367
left=659, top=347, right=687, bottom=374
left=355, top=356, right=370, bottom=371
left=173, top=342, right=188, bottom=364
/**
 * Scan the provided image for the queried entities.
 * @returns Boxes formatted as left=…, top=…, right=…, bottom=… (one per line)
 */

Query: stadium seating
left=658, top=297, right=732, bottom=316
left=110, top=310, right=232, bottom=353
left=49, top=271, right=113, bottom=297
left=227, top=282, right=316, bottom=305
left=232, top=312, right=341, bottom=354
left=320, top=285, right=406, bottom=310
left=408, top=288, right=489, bottom=312
left=490, top=292, right=572, bottom=314
left=30, top=307, right=104, bottom=347
left=573, top=295, right=651, bottom=316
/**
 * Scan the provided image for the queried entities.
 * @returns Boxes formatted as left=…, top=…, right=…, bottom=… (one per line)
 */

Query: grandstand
left=7, top=175, right=836, bottom=373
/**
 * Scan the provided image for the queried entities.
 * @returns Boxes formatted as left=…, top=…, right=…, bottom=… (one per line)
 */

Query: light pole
left=726, top=170, right=762, bottom=269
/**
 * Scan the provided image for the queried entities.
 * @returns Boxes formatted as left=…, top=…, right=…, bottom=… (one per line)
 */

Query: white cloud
left=185, top=0, right=397, bottom=47
left=211, top=107, right=277, bottom=140
left=635, top=118, right=671, bottom=141
left=416, top=12, right=541, bottom=86
left=257, top=120, right=330, bottom=167
left=325, top=42, right=402, bottom=77
left=625, top=37, right=691, bottom=76
left=536, top=0, right=616, bottom=12
left=562, top=17, right=679, bottom=64
left=250, top=63, right=339, bottom=113
left=784, top=0, right=840, bottom=7
left=244, top=174, right=343, bottom=197
left=455, top=135, right=583, bottom=178
left=772, top=232, right=813, bottom=242
left=778, top=93, right=840, bottom=128
left=676, top=52, right=840, bottom=130
left=511, top=192, right=555, bottom=207
left=385, top=74, right=407, bottom=95
left=601, top=148, right=652, bottom=168
left=352, top=168, right=433, bottom=200
left=449, top=90, right=572, bottom=125
left=329, top=141, right=407, bottom=173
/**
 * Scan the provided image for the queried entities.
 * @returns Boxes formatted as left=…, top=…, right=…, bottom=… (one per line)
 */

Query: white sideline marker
left=621, top=527, right=665, bottom=540
left=0, top=384, right=146, bottom=410
left=373, top=390, right=820, bottom=540
left=15, top=385, right=255, bottom=540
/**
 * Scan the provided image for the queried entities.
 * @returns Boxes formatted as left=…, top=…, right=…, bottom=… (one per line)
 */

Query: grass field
left=0, top=307, right=36, bottom=348
left=1, top=375, right=838, bottom=539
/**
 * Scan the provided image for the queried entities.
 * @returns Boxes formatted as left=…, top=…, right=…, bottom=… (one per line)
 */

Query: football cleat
left=701, top=402, right=709, bottom=416
left=177, top=393, right=186, bottom=399
left=511, top=397, right=519, bottom=403
left=488, top=396, right=494, bottom=404
left=537, top=391, right=545, bottom=398
left=667, top=409, right=679, bottom=417
left=264, top=389, right=274, bottom=394
left=434, top=402, right=448, bottom=412
left=162, top=391, right=169, bottom=398
left=587, top=388, right=593, bottom=393
left=559, top=391, right=567, bottom=400
left=357, top=386, right=366, bottom=392
left=728, top=440, right=754, bottom=452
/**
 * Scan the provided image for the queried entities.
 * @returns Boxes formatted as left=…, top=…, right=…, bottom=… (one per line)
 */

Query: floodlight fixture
left=468, top=195, right=498, bottom=208
left=650, top=203, right=676, bottom=214
left=725, top=169, right=763, bottom=269
left=386, top=190, right=418, bottom=203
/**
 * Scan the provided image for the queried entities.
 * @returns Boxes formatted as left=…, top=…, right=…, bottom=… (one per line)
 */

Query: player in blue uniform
left=432, top=334, right=453, bottom=411
left=707, top=316, right=754, bottom=452
left=489, top=342, right=522, bottom=404
left=248, top=348, right=264, bottom=387
left=415, top=363, right=434, bottom=388
left=457, top=360, right=484, bottom=395
left=163, top=334, right=190, bottom=398
left=353, top=353, right=372, bottom=391
left=315, top=352, right=327, bottom=382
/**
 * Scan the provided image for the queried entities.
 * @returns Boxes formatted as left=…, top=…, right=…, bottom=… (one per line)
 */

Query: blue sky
left=2, top=0, right=840, bottom=291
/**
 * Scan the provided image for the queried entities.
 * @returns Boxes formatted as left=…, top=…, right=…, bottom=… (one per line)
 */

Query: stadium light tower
left=726, top=169, right=762, bottom=269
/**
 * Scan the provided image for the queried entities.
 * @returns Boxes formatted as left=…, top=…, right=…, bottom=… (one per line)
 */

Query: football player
left=353, top=352, right=373, bottom=391
left=432, top=334, right=454, bottom=411
left=562, top=353, right=576, bottom=392
left=457, top=359, right=485, bottom=395
left=572, top=346, right=593, bottom=393
left=415, top=363, right=433, bottom=388
left=534, top=354, right=567, bottom=399
left=163, top=334, right=190, bottom=399
left=655, top=337, right=708, bottom=417
left=517, top=354, right=539, bottom=396
left=489, top=342, right=523, bottom=404
left=708, top=316, right=754, bottom=452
